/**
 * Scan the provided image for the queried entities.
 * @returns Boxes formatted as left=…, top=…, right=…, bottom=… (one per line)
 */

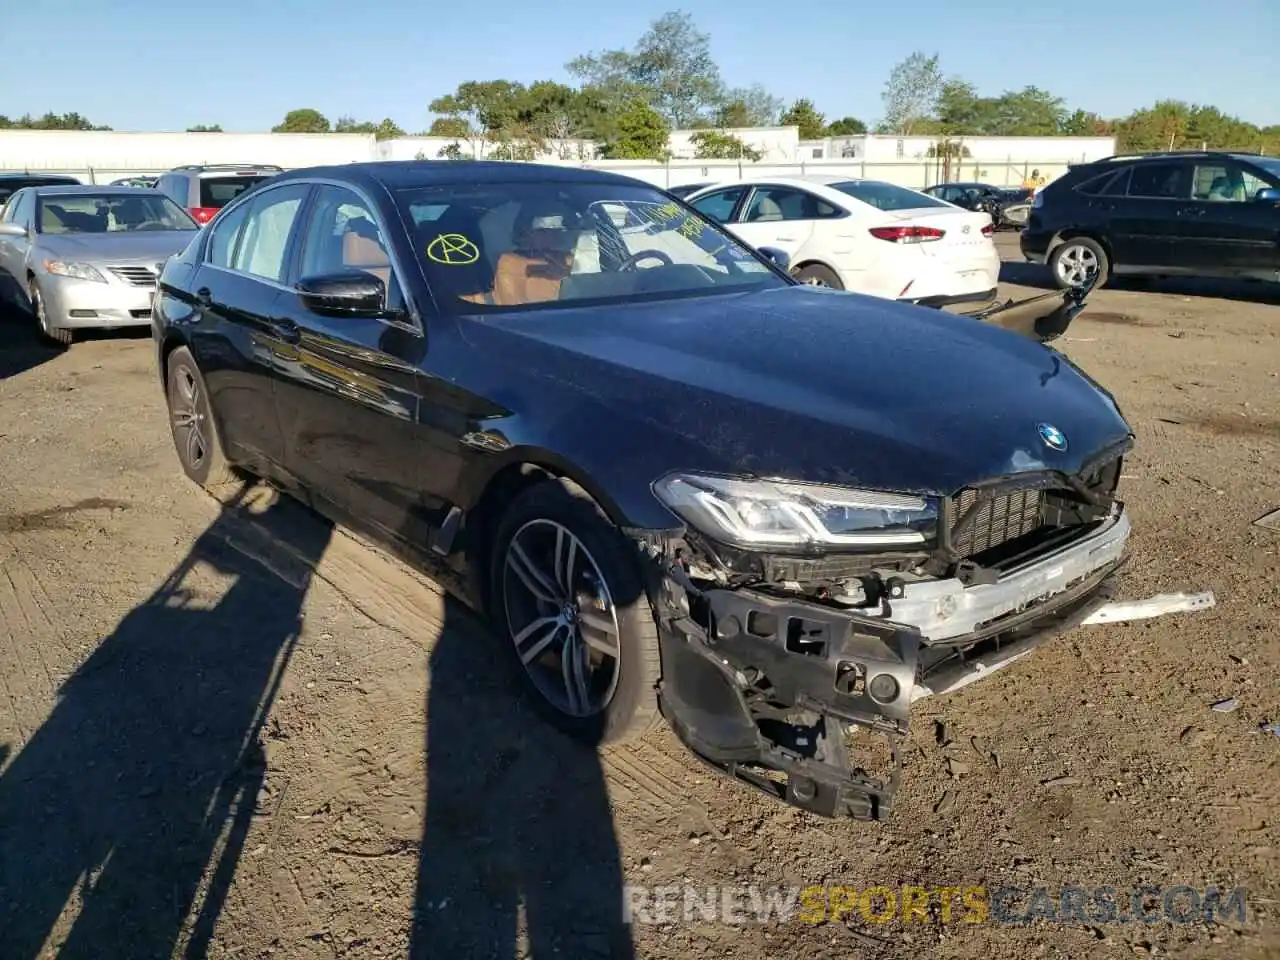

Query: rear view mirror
left=0, top=222, right=27, bottom=238
left=1256, top=187, right=1280, bottom=203
left=296, top=272, right=386, bottom=317
left=758, top=246, right=791, bottom=272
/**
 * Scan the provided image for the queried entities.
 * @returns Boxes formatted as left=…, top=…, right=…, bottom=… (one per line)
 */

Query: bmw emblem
left=1037, top=423, right=1068, bottom=452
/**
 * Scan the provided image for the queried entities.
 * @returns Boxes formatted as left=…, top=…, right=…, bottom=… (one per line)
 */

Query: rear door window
left=1128, top=162, right=1192, bottom=200
left=689, top=187, right=745, bottom=223
left=200, top=176, right=271, bottom=209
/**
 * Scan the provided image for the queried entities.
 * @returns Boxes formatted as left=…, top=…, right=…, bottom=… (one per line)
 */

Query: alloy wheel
left=800, top=276, right=830, bottom=287
left=502, top=519, right=622, bottom=717
left=1055, top=244, right=1099, bottom=287
left=169, top=363, right=210, bottom=470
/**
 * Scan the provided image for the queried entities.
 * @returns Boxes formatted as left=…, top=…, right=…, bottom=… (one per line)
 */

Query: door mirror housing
left=296, top=272, right=386, bottom=317
left=757, top=246, right=791, bottom=272
left=0, top=222, right=28, bottom=238
left=1255, top=187, right=1280, bottom=203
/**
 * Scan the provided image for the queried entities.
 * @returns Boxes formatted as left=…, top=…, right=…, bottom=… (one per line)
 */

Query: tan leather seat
left=342, top=218, right=392, bottom=285
left=748, top=197, right=784, bottom=222
left=489, top=228, right=572, bottom=305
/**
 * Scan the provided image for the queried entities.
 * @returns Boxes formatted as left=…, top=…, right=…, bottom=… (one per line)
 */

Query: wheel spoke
left=554, top=526, right=578, bottom=595
left=184, top=422, right=203, bottom=465
left=561, top=632, right=591, bottom=715
left=577, top=609, right=619, bottom=658
left=514, top=616, right=563, bottom=665
left=507, top=542, right=560, bottom=604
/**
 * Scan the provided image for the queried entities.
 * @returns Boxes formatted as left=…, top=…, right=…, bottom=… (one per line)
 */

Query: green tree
left=428, top=117, right=471, bottom=138
left=0, top=112, right=110, bottom=130
left=568, top=11, right=724, bottom=127
left=599, top=100, right=669, bottom=160
left=714, top=85, right=783, bottom=127
left=272, top=109, right=330, bottom=133
left=430, top=80, right=528, bottom=157
left=186, top=124, right=223, bottom=132
left=689, top=129, right=761, bottom=160
left=436, top=143, right=468, bottom=160
left=879, top=52, right=942, bottom=134
left=825, top=117, right=866, bottom=136
left=780, top=98, right=826, bottom=140
left=334, top=116, right=405, bottom=139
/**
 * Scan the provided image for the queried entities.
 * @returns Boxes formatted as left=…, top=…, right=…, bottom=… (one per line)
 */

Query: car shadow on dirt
left=0, top=305, right=62, bottom=380
left=0, top=481, right=334, bottom=959
left=409, top=572, right=637, bottom=957
left=999, top=260, right=1280, bottom=306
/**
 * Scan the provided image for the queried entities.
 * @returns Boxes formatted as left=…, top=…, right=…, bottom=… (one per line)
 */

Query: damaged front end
left=635, top=443, right=1132, bottom=820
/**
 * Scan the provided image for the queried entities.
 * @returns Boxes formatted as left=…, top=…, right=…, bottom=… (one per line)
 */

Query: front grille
left=949, top=453, right=1124, bottom=563
left=950, top=487, right=1045, bottom=557
left=108, top=265, right=156, bottom=287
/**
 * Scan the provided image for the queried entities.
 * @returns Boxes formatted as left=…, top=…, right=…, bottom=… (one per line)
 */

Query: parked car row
left=141, top=158, right=1124, bottom=819
left=0, top=163, right=284, bottom=343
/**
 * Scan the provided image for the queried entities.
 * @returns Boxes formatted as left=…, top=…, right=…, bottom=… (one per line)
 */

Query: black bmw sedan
left=153, top=160, right=1133, bottom=818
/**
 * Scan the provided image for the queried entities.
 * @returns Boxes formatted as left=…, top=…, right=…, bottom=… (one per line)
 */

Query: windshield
left=398, top=181, right=784, bottom=311
left=829, top=180, right=949, bottom=211
left=37, top=193, right=197, bottom=234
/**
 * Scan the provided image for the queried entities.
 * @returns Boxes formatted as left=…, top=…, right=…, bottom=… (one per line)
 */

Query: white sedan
left=685, top=175, right=1001, bottom=305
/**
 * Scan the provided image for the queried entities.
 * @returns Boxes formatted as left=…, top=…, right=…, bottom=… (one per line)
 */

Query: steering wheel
left=617, top=249, right=674, bottom=272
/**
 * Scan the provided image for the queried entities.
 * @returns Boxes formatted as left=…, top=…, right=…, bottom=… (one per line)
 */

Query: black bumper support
left=653, top=566, right=1122, bottom=820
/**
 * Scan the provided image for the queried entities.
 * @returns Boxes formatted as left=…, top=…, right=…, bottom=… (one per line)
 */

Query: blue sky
left=4, top=0, right=1277, bottom=132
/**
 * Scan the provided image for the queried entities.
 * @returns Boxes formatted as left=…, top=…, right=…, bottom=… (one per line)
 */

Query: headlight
left=652, top=473, right=938, bottom=549
left=43, top=260, right=107, bottom=283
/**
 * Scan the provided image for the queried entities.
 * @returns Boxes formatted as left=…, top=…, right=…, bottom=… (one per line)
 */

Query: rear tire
left=31, top=280, right=72, bottom=347
left=793, top=263, right=844, bottom=290
left=165, top=346, right=237, bottom=489
left=1050, top=236, right=1110, bottom=290
left=488, top=480, right=662, bottom=745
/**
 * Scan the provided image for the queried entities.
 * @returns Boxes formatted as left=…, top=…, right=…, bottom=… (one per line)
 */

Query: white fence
left=1, top=156, right=1074, bottom=191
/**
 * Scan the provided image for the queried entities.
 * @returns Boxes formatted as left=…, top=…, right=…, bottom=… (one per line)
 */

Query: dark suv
left=153, top=164, right=281, bottom=225
left=1021, top=151, right=1280, bottom=289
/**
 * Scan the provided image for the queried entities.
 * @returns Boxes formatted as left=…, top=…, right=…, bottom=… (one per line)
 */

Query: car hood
left=461, top=285, right=1132, bottom=496
left=37, top=230, right=197, bottom=264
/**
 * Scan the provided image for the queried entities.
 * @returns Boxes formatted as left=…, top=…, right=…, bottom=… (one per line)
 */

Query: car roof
left=0, top=173, right=79, bottom=181
left=29, top=184, right=166, bottom=197
left=272, top=160, right=647, bottom=192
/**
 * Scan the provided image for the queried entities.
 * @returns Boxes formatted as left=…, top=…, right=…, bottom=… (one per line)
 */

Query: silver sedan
left=0, top=185, right=199, bottom=346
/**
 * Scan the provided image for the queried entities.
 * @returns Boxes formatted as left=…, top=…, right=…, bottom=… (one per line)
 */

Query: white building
left=799, top=133, right=1116, bottom=165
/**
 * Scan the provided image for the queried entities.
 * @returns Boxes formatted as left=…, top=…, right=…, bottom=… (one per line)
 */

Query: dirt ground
left=1, top=235, right=1277, bottom=960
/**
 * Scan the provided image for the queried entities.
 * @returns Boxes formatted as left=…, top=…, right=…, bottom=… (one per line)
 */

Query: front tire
left=489, top=480, right=662, bottom=745
left=1050, top=236, right=1110, bottom=290
left=30, top=280, right=72, bottom=347
left=164, top=346, right=237, bottom=489
left=793, top=263, right=844, bottom=290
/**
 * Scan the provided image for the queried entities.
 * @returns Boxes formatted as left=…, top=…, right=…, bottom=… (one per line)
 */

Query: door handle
left=194, top=287, right=212, bottom=307
left=267, top=317, right=302, bottom=344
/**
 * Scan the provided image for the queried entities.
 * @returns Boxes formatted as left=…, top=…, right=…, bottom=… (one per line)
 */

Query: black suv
left=153, top=160, right=1132, bottom=818
left=1021, top=151, right=1280, bottom=289
left=153, top=163, right=281, bottom=226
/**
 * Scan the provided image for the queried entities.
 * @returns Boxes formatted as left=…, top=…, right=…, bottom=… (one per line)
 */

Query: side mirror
left=0, top=222, right=28, bottom=238
left=1256, top=187, right=1280, bottom=203
left=758, top=246, right=791, bottom=272
left=296, top=272, right=386, bottom=317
